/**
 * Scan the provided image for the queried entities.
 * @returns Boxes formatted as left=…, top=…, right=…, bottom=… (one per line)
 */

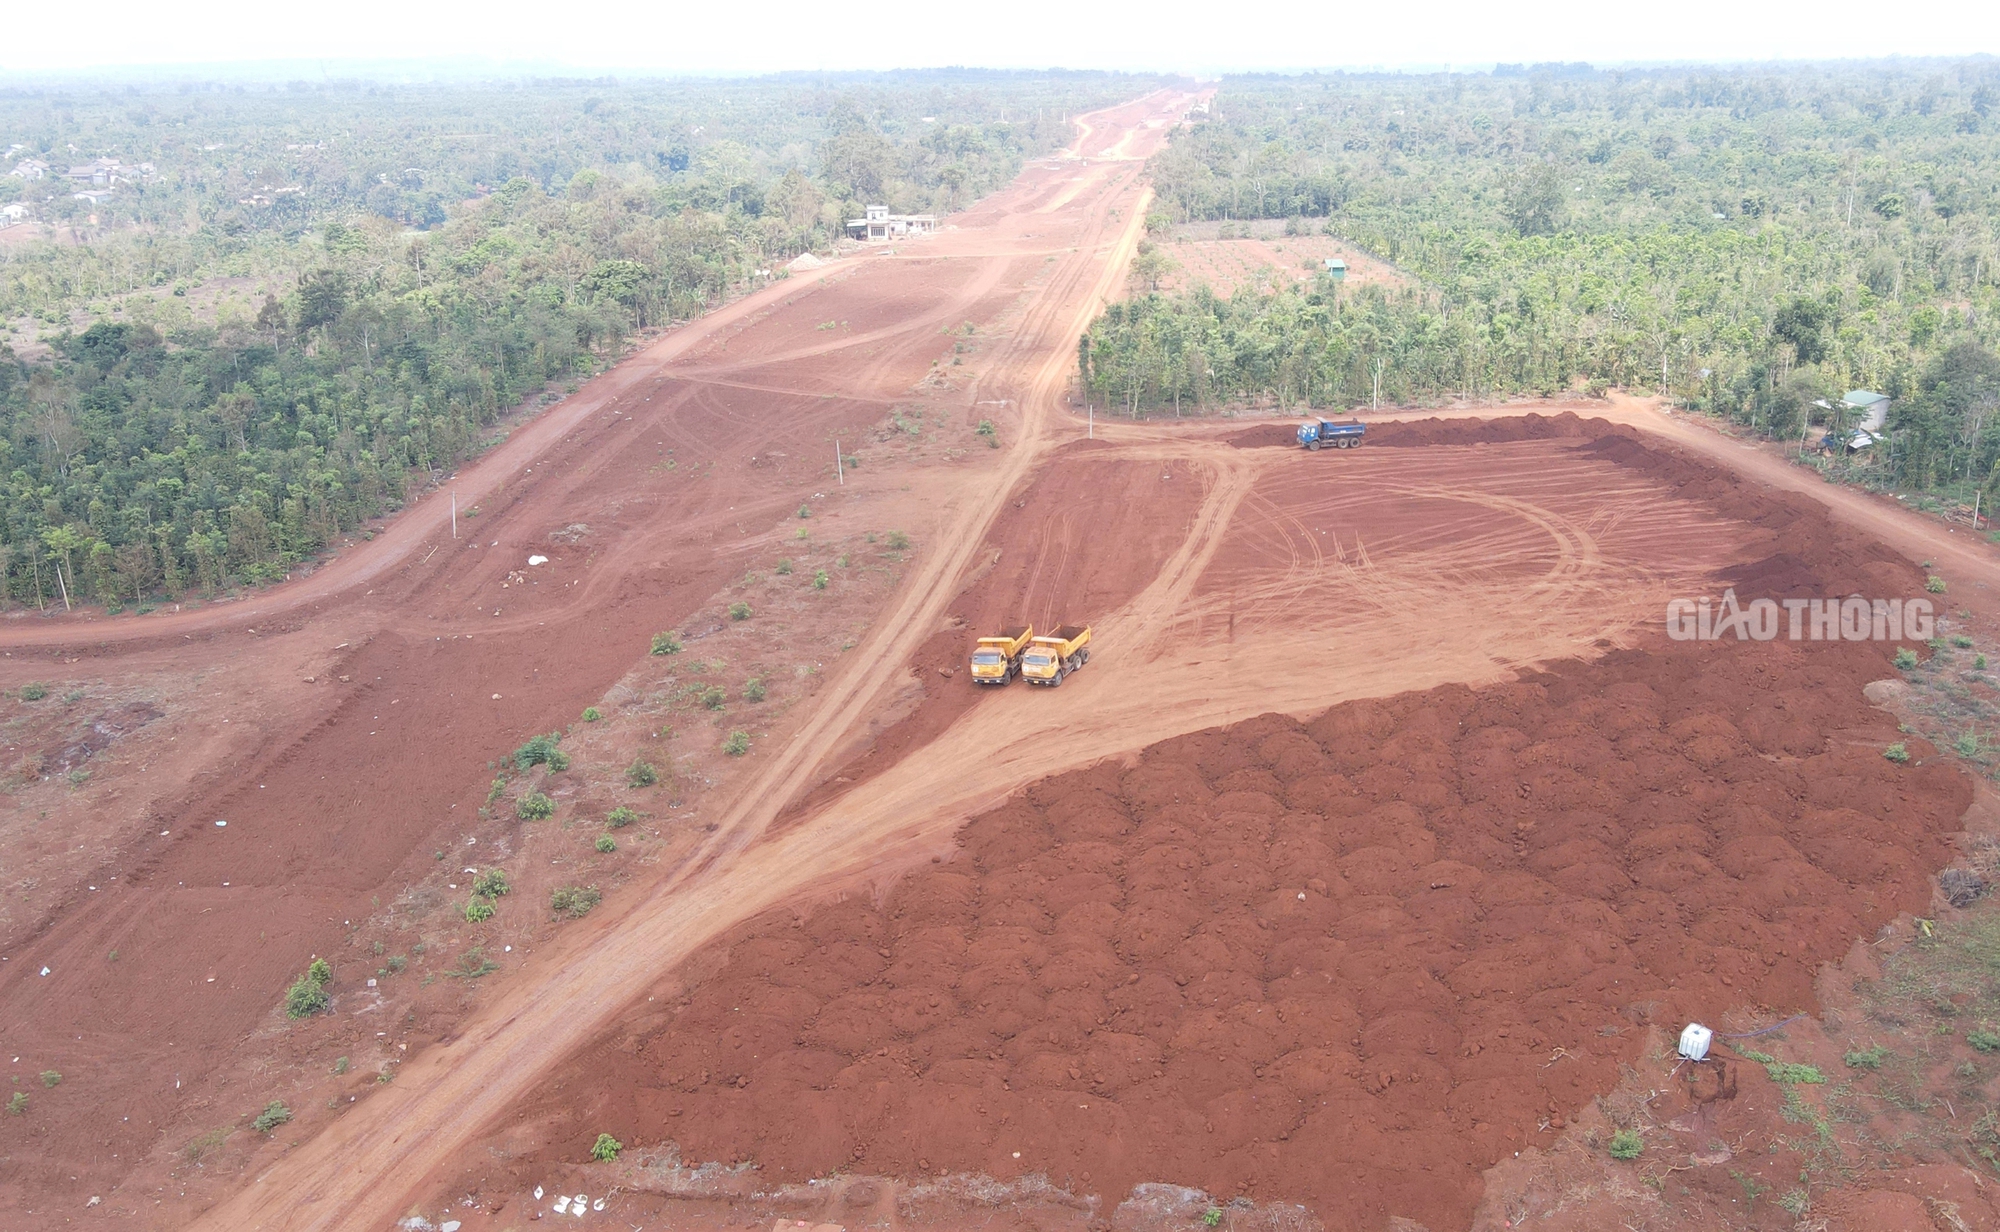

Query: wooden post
left=835, top=441, right=844, bottom=485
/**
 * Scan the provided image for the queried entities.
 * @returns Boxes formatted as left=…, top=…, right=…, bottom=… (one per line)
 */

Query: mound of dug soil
left=1225, top=410, right=1612, bottom=450
left=532, top=630, right=1966, bottom=1231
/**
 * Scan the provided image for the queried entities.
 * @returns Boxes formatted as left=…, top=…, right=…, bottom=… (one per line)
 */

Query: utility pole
left=835, top=440, right=844, bottom=485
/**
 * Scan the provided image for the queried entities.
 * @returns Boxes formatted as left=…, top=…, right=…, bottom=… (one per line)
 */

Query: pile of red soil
left=529, top=627, right=1965, bottom=1230
left=1224, top=410, right=1612, bottom=451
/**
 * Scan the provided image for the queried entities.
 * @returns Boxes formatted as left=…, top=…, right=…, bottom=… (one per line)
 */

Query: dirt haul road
left=94, top=91, right=1198, bottom=1231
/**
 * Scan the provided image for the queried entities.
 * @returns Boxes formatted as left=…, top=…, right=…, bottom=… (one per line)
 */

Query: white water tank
left=1678, top=1022, right=1713, bottom=1061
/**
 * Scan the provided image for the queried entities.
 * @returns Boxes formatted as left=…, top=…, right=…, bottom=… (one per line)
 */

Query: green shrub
left=1607, top=1129, right=1643, bottom=1159
left=6, top=1092, right=26, bottom=1115
left=776, top=558, right=793, bottom=575
left=650, top=631, right=683, bottom=656
left=581, top=706, right=602, bottom=722
left=552, top=885, right=602, bottom=918
left=729, top=601, right=752, bottom=621
left=473, top=869, right=510, bottom=898
left=1764, top=1062, right=1825, bottom=1084
left=887, top=530, right=911, bottom=550
left=813, top=570, right=829, bottom=589
left=1954, top=635, right=1975, bottom=648
left=625, top=759, right=658, bottom=788
left=1201, top=1209, right=1222, bottom=1228
left=513, top=732, right=564, bottom=771
left=252, top=1101, right=293, bottom=1133
left=18, top=682, right=47, bottom=701
left=977, top=418, right=997, bottom=438
left=1980, top=654, right=1991, bottom=670
left=1928, top=576, right=1949, bottom=594
left=594, top=834, right=617, bottom=853
left=1884, top=742, right=1911, bottom=763
left=517, top=792, right=556, bottom=820
left=1894, top=646, right=1919, bottom=670
left=723, top=730, right=751, bottom=756
left=1957, top=732, right=1981, bottom=757
left=606, top=806, right=638, bottom=829
left=592, top=1132, right=623, bottom=1161
left=1845, top=1045, right=1890, bottom=1070
left=1969, top=1029, right=2000, bottom=1053
left=283, top=958, right=333, bottom=1019
left=38, top=1071, right=59, bottom=1088
left=797, top=504, right=811, bottom=519
left=701, top=685, right=727, bottom=710
left=742, top=678, right=767, bottom=702
left=463, top=897, right=495, bottom=923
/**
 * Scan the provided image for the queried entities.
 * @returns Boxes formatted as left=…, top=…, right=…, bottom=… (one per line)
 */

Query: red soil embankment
left=497, top=424, right=1970, bottom=1231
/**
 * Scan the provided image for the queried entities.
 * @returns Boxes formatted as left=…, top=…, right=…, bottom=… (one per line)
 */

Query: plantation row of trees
left=1086, top=60, right=2000, bottom=499
left=0, top=70, right=1164, bottom=609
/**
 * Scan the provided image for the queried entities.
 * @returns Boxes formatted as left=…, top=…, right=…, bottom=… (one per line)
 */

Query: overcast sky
left=0, top=0, right=1994, bottom=76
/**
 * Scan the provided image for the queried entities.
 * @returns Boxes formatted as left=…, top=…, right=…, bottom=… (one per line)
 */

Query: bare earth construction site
left=4, top=91, right=1998, bottom=1232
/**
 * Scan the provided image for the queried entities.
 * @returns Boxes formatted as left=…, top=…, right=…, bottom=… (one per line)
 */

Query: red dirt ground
left=416, top=421, right=1969, bottom=1232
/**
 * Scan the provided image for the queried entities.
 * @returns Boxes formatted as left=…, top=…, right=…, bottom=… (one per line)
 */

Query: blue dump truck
left=1298, top=416, right=1367, bottom=450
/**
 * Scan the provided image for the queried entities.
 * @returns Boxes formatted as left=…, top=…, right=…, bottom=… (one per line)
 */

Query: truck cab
left=970, top=625, right=1034, bottom=684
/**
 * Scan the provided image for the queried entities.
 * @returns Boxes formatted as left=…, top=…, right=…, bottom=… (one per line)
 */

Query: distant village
left=2, top=146, right=158, bottom=228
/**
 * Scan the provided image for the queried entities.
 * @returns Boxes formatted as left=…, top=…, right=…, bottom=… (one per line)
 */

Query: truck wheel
left=1307, top=439, right=1322, bottom=451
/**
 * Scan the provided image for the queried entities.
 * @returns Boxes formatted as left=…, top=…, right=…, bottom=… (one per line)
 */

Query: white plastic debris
left=533, top=1186, right=544, bottom=1200
left=528, top=555, right=548, bottom=566
left=39, top=966, right=50, bottom=977
left=592, top=1199, right=605, bottom=1211
left=214, top=819, right=227, bottom=827
left=1678, top=1022, right=1713, bottom=1062
left=553, top=1196, right=570, bottom=1214
left=442, top=1223, right=462, bottom=1232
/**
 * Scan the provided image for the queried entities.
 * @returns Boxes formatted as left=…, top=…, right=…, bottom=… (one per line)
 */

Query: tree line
left=1086, top=61, right=2000, bottom=498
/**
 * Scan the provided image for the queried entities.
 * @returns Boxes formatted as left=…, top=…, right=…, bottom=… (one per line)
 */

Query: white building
left=845, top=204, right=938, bottom=241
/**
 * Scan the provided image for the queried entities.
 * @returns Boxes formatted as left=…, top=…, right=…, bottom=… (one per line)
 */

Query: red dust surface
left=485, top=427, right=1971, bottom=1232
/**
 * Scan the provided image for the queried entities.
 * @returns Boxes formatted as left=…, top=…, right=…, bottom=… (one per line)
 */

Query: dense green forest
left=0, top=70, right=1158, bottom=609
left=1084, top=61, right=2000, bottom=498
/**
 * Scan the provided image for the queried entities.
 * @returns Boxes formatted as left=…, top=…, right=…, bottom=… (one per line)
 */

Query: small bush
left=625, top=759, right=658, bottom=788
left=595, top=834, right=617, bottom=853
left=1884, top=742, right=1911, bottom=763
left=581, top=706, right=602, bottom=722
left=1954, top=635, right=1975, bottom=648
left=729, top=601, right=752, bottom=621
left=1969, top=1029, right=2000, bottom=1053
left=742, top=678, right=767, bottom=702
left=6, top=1092, right=26, bottom=1115
left=473, top=869, right=510, bottom=898
left=1928, top=576, right=1949, bottom=594
left=886, top=530, right=911, bottom=550
left=1202, top=1209, right=1222, bottom=1228
left=252, top=1101, right=293, bottom=1133
left=552, top=885, right=602, bottom=918
left=1845, top=1045, right=1891, bottom=1070
left=1957, top=732, right=1981, bottom=757
left=723, top=730, right=750, bottom=756
left=700, top=685, right=727, bottom=710
left=1980, top=654, right=1991, bottom=670
left=592, top=1132, right=623, bottom=1161
left=606, top=806, right=638, bottom=829
left=797, top=504, right=812, bottom=519
left=1607, top=1129, right=1643, bottom=1160
left=776, top=558, right=793, bottom=575
left=650, top=631, right=683, bottom=656
left=1765, top=1062, right=1825, bottom=1084
left=38, top=1071, right=59, bottom=1088
left=813, top=570, right=829, bottom=590
left=977, top=418, right=996, bottom=438
left=1894, top=646, right=1919, bottom=670
left=463, top=897, right=495, bottom=923
left=283, top=958, right=333, bottom=1019
left=513, top=732, right=564, bottom=771
left=18, top=682, right=47, bottom=701
left=516, top=792, right=556, bottom=820
left=334, top=1056, right=350, bottom=1074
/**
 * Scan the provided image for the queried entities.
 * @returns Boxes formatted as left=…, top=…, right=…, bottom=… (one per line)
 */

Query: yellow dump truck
left=969, top=624, right=1035, bottom=685
left=1021, top=625, right=1092, bottom=686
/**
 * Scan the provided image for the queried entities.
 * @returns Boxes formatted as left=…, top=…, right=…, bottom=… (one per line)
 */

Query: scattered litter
left=214, top=819, right=227, bottom=828
left=39, top=966, right=49, bottom=977
left=86, top=1197, right=100, bottom=1207
left=492, top=694, right=502, bottom=700
left=592, top=1199, right=604, bottom=1211
left=554, top=1196, right=570, bottom=1214
left=441, top=1223, right=461, bottom=1232
left=367, top=978, right=378, bottom=988
left=534, top=1186, right=544, bottom=1200
left=1678, top=1022, right=1713, bottom=1061
left=528, top=555, right=548, bottom=566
